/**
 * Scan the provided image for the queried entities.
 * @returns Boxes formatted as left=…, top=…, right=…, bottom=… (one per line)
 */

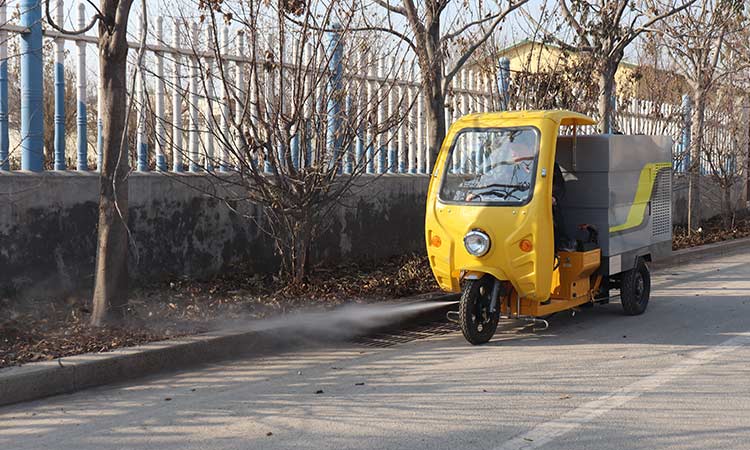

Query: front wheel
left=620, top=257, right=651, bottom=315
left=459, top=276, right=500, bottom=345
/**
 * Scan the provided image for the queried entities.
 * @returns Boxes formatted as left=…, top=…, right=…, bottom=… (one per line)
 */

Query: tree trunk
left=420, top=16, right=445, bottom=173
left=597, top=65, right=616, bottom=134
left=722, top=184, right=732, bottom=228
left=91, top=2, right=133, bottom=326
left=290, top=215, right=311, bottom=285
left=687, top=87, right=706, bottom=234
left=425, top=87, right=445, bottom=173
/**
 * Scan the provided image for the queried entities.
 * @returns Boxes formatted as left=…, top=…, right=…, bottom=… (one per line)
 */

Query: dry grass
left=1, top=253, right=438, bottom=369
left=672, top=214, right=750, bottom=250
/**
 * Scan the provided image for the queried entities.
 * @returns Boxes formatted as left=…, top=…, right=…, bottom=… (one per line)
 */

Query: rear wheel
left=459, top=276, right=500, bottom=345
left=620, top=257, right=650, bottom=315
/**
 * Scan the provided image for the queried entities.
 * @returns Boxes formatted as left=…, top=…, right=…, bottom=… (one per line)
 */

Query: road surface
left=2, top=251, right=749, bottom=449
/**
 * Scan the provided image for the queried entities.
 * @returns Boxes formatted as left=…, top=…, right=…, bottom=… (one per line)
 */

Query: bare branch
left=614, top=0, right=697, bottom=56
left=441, top=10, right=507, bottom=43
left=559, top=0, right=590, bottom=47
left=373, top=0, right=407, bottom=16
left=443, top=0, right=530, bottom=90
left=45, top=0, right=102, bottom=35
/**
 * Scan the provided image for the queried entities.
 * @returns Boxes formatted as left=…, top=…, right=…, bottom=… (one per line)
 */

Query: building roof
left=495, top=39, right=639, bottom=69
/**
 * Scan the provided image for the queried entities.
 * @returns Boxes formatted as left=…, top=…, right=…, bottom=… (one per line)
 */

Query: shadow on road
left=1, top=255, right=749, bottom=449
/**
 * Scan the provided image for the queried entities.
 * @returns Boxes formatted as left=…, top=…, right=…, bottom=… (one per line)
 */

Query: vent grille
left=651, top=169, right=672, bottom=238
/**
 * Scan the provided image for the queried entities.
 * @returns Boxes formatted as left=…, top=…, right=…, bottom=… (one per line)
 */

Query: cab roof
left=455, top=110, right=596, bottom=127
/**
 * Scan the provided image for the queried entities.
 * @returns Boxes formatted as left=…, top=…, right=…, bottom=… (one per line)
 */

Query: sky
left=1, top=0, right=646, bottom=90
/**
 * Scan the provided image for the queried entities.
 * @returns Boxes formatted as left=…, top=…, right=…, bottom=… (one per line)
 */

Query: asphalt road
left=2, top=251, right=750, bottom=450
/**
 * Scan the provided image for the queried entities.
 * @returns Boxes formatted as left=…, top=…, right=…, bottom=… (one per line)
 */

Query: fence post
left=172, top=20, right=183, bottom=172
left=53, top=0, right=66, bottom=169
left=0, top=0, right=8, bottom=170
left=74, top=2, right=88, bottom=170
left=390, top=58, right=400, bottom=173
left=155, top=17, right=167, bottom=171
left=468, top=69, right=477, bottom=173
left=377, top=56, right=387, bottom=173
left=425, top=91, right=432, bottom=173
left=354, top=86, right=364, bottom=172
left=326, top=24, right=343, bottom=172
left=681, top=94, right=692, bottom=173
left=290, top=41, right=301, bottom=170
left=236, top=31, right=246, bottom=171
left=473, top=71, right=483, bottom=170
left=188, top=22, right=200, bottom=172
left=365, top=52, right=375, bottom=174
left=482, top=72, right=493, bottom=112
left=73, top=3, right=89, bottom=170
left=96, top=93, right=103, bottom=170
left=609, top=92, right=617, bottom=134
left=313, top=42, right=324, bottom=167
left=396, top=85, right=405, bottom=173
left=450, top=89, right=458, bottom=174
left=219, top=25, right=230, bottom=172
left=497, top=57, right=510, bottom=111
left=416, top=79, right=424, bottom=174
left=347, top=51, right=367, bottom=173
left=407, top=67, right=416, bottom=174
left=458, top=70, right=467, bottom=173
left=135, top=16, right=147, bottom=172
left=343, top=94, right=352, bottom=174
left=136, top=72, right=147, bottom=171
left=303, top=41, right=314, bottom=169
left=20, top=0, right=44, bottom=171
left=204, top=25, right=215, bottom=172
left=273, top=33, right=284, bottom=173
left=257, top=36, right=273, bottom=174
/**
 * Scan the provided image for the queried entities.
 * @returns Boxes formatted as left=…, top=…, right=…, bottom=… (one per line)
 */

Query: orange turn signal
left=519, top=239, right=533, bottom=252
left=430, top=235, right=442, bottom=248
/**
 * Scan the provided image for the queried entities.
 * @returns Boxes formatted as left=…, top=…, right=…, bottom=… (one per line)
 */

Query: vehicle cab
left=426, top=110, right=671, bottom=344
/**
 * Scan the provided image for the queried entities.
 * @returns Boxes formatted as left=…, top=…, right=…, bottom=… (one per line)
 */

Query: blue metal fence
left=0, top=2, right=507, bottom=174
left=0, top=2, right=738, bottom=177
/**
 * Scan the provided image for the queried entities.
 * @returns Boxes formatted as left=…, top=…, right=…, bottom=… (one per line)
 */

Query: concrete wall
left=672, top=174, right=747, bottom=225
left=0, top=173, right=429, bottom=297
left=1, top=171, right=745, bottom=297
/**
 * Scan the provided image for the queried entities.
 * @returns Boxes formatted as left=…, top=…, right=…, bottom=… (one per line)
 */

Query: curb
left=0, top=293, right=458, bottom=408
left=653, top=236, right=750, bottom=269
left=3, top=237, right=746, bottom=408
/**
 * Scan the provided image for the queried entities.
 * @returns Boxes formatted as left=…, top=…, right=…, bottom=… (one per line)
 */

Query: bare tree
left=162, top=0, right=408, bottom=283
left=653, top=0, right=745, bottom=232
left=46, top=0, right=144, bottom=325
left=500, top=44, right=600, bottom=112
left=703, top=91, right=747, bottom=227
left=350, top=0, right=529, bottom=169
left=42, top=54, right=77, bottom=168
left=524, top=0, right=694, bottom=133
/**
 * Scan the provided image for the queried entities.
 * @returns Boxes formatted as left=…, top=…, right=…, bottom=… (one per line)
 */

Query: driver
left=553, top=162, right=575, bottom=252
left=508, top=141, right=534, bottom=178
left=465, top=140, right=533, bottom=202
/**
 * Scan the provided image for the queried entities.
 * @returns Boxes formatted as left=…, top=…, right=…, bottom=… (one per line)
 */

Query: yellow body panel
left=552, top=249, right=601, bottom=300
left=425, top=110, right=596, bottom=302
left=609, top=162, right=672, bottom=233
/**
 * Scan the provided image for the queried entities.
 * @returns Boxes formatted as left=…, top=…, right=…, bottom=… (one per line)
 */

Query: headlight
left=464, top=229, right=491, bottom=257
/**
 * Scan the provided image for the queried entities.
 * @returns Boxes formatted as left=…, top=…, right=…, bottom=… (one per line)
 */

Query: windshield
left=439, top=127, right=540, bottom=204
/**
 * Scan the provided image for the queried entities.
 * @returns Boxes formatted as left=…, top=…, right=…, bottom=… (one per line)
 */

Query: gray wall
left=0, top=173, right=429, bottom=297
left=1, top=171, right=744, bottom=297
left=672, top=174, right=747, bottom=225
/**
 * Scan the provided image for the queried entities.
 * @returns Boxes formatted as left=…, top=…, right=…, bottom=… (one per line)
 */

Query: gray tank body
left=555, top=135, right=672, bottom=276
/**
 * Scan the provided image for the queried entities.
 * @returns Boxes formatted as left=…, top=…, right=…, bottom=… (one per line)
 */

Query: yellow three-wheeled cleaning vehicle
left=425, top=110, right=672, bottom=344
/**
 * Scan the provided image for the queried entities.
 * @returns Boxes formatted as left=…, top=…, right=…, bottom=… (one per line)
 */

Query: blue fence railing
left=0, top=2, right=739, bottom=177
